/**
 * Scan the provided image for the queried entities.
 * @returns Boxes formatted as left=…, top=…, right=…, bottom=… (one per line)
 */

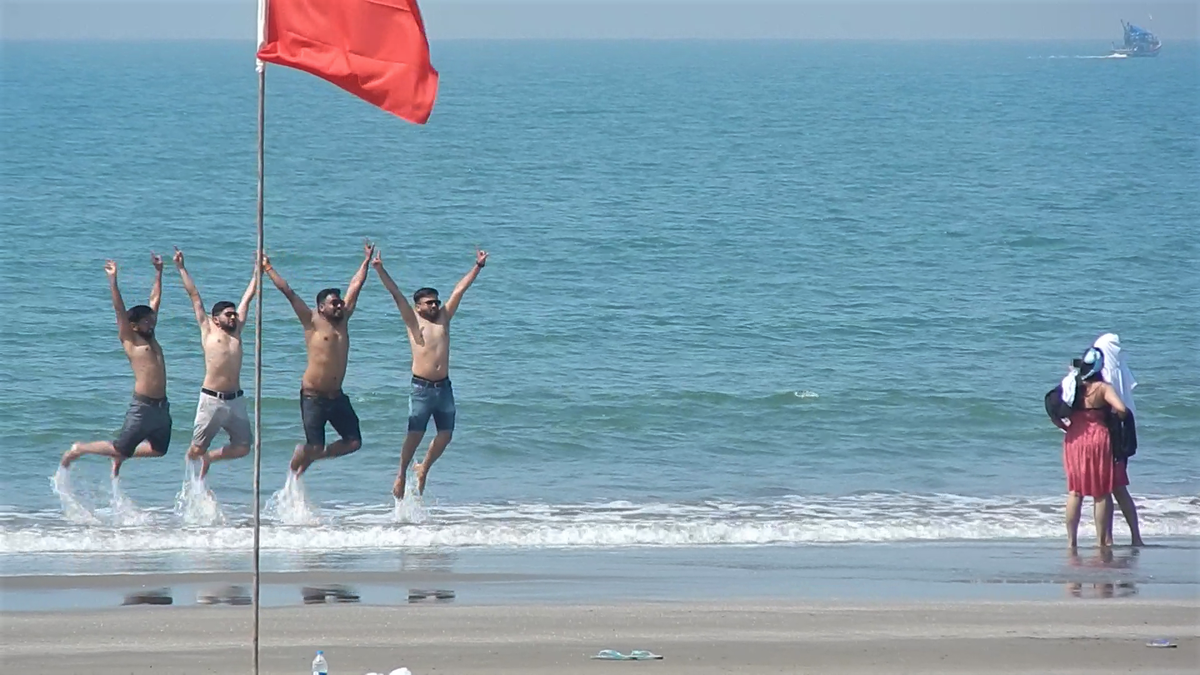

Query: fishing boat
left=1110, top=20, right=1161, bottom=57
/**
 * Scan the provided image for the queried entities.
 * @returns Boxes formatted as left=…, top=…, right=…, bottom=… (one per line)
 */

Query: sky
left=1, top=1, right=1197, bottom=41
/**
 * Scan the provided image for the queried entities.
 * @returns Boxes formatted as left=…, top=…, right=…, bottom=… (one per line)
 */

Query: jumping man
left=61, top=254, right=171, bottom=476
left=263, top=241, right=375, bottom=476
left=373, top=247, right=488, bottom=497
left=174, top=247, right=258, bottom=478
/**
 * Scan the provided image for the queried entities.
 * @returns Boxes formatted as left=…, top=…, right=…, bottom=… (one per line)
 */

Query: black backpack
left=1044, top=385, right=1072, bottom=424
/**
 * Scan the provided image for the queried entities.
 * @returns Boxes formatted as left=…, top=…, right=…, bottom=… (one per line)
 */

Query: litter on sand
left=1146, top=639, right=1177, bottom=648
left=590, top=650, right=663, bottom=660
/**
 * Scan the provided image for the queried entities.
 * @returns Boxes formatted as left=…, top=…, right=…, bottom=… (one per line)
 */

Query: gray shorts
left=114, top=394, right=172, bottom=457
left=191, top=389, right=252, bottom=450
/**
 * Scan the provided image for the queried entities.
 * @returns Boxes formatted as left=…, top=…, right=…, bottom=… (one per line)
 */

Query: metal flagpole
left=252, top=66, right=265, bottom=672
left=253, top=37, right=267, bottom=675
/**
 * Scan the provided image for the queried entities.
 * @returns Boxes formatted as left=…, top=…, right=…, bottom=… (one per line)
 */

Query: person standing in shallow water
left=371, top=247, right=488, bottom=498
left=263, top=241, right=375, bottom=477
left=173, top=247, right=258, bottom=478
left=1054, top=348, right=1128, bottom=549
left=61, top=255, right=171, bottom=476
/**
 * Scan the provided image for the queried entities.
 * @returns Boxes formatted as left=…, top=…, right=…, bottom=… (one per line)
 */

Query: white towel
left=1060, top=368, right=1080, bottom=407
left=1093, top=333, right=1137, bottom=415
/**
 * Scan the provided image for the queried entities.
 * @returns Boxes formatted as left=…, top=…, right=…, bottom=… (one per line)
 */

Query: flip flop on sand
left=1146, top=639, right=1177, bottom=648
left=591, top=649, right=663, bottom=660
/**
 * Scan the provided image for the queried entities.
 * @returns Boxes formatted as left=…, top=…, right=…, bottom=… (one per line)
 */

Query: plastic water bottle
left=311, top=650, right=328, bottom=675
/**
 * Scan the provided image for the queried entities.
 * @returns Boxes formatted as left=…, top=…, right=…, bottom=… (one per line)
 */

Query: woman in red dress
left=1053, top=349, right=1129, bottom=549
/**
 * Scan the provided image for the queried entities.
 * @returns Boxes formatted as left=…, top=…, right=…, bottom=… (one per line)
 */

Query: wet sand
left=3, top=599, right=1197, bottom=674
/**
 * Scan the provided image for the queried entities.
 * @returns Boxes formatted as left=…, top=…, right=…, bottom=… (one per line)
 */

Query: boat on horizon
left=1110, top=20, right=1161, bottom=57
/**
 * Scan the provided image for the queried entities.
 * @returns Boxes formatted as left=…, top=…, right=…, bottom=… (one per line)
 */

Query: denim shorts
left=300, top=390, right=361, bottom=447
left=408, top=376, right=456, bottom=433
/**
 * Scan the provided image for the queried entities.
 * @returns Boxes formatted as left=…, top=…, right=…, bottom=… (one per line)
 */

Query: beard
left=419, top=308, right=440, bottom=321
left=134, top=327, right=155, bottom=339
left=219, top=321, right=237, bottom=334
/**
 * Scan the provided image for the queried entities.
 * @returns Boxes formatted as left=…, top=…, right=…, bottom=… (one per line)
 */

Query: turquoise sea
left=1, top=40, right=1197, bottom=601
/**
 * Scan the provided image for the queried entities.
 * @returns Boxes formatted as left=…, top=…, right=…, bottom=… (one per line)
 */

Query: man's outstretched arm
left=149, top=252, right=164, bottom=314
left=235, top=255, right=259, bottom=333
left=343, top=239, right=376, bottom=317
left=442, top=248, right=488, bottom=320
left=262, top=254, right=313, bottom=329
left=105, top=260, right=134, bottom=343
left=173, top=247, right=208, bottom=331
left=371, top=252, right=422, bottom=343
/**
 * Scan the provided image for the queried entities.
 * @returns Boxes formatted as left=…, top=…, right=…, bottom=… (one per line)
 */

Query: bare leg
left=414, top=431, right=453, bottom=495
left=1093, top=494, right=1113, bottom=548
left=1065, top=492, right=1082, bottom=549
left=290, top=444, right=324, bottom=476
left=112, top=442, right=164, bottom=477
left=198, top=444, right=250, bottom=478
left=1102, top=497, right=1115, bottom=548
left=321, top=438, right=361, bottom=460
left=1112, top=486, right=1144, bottom=546
left=186, top=444, right=211, bottom=478
left=62, top=440, right=161, bottom=477
left=61, top=441, right=122, bottom=468
left=394, top=431, right=425, bottom=498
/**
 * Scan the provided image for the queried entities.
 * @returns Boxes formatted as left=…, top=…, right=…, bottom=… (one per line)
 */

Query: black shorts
left=114, top=394, right=172, bottom=457
left=300, top=390, right=361, bottom=447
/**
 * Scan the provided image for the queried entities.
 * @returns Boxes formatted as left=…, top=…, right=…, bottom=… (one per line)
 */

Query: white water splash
left=174, top=460, right=227, bottom=527
left=49, top=467, right=100, bottom=525
left=107, top=477, right=151, bottom=527
left=393, top=477, right=428, bottom=524
left=15, top=494, right=1200, bottom=555
left=264, top=472, right=320, bottom=525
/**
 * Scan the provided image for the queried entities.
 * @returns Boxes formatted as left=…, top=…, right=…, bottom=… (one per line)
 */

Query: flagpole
left=252, top=52, right=266, bottom=675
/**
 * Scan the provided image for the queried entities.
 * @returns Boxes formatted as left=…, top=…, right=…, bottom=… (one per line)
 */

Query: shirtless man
left=372, top=247, right=488, bottom=498
left=174, top=247, right=258, bottom=478
left=263, top=241, right=375, bottom=476
left=61, top=255, right=170, bottom=477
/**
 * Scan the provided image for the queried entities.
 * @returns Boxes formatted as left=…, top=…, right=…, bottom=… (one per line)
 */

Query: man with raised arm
left=173, top=247, right=258, bottom=478
left=372, top=247, right=488, bottom=498
left=263, top=241, right=375, bottom=476
left=61, top=254, right=171, bottom=476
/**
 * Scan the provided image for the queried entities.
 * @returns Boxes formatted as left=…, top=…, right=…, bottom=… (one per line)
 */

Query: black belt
left=412, top=375, right=451, bottom=388
left=202, top=388, right=244, bottom=400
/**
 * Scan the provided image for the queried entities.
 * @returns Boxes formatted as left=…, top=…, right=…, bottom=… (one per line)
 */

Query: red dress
left=1063, top=408, right=1117, bottom=497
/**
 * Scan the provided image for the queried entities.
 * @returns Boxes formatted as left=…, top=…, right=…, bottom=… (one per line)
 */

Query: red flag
left=257, top=0, right=439, bottom=124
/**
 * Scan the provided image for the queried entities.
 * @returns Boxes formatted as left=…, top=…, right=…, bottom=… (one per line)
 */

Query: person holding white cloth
left=1092, top=333, right=1144, bottom=547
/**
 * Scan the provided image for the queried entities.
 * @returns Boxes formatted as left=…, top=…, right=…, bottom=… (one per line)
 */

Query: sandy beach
left=3, top=599, right=1197, bottom=674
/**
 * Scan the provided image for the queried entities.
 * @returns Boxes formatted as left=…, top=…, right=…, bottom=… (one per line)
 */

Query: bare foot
left=60, top=443, right=82, bottom=469
left=187, top=447, right=211, bottom=479
left=1132, top=536, right=1145, bottom=547
left=392, top=472, right=406, bottom=500
left=289, top=444, right=312, bottom=476
left=414, top=463, right=428, bottom=495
